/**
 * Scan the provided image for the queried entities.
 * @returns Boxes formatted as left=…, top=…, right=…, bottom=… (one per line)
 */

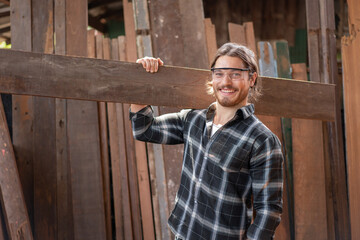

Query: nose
left=222, top=73, right=232, bottom=84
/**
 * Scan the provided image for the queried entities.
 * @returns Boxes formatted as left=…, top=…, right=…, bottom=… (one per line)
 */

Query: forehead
left=214, top=55, right=246, bottom=68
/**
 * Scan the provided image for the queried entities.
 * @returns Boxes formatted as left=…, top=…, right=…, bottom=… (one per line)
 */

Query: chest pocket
left=208, top=135, right=250, bottom=172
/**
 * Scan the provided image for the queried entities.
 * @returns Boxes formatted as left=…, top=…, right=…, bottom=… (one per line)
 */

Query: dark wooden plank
left=292, top=63, right=328, bottom=240
left=0, top=48, right=335, bottom=121
left=9, top=0, right=34, bottom=231
left=65, top=0, right=106, bottom=239
left=31, top=0, right=57, bottom=239
left=107, top=37, right=125, bottom=240
left=96, top=34, right=113, bottom=240
left=123, top=1, right=143, bottom=239
left=342, top=1, right=360, bottom=238
left=54, top=0, right=74, bottom=239
left=116, top=36, right=134, bottom=240
left=0, top=99, right=33, bottom=239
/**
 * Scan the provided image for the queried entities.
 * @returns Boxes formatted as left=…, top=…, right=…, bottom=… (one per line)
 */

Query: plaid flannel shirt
left=130, top=104, right=283, bottom=240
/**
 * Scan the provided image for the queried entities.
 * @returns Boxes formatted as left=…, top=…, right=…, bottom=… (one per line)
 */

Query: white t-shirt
left=211, top=123, right=223, bottom=136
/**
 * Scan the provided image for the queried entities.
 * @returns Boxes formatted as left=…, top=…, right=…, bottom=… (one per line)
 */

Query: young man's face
left=212, top=55, right=255, bottom=108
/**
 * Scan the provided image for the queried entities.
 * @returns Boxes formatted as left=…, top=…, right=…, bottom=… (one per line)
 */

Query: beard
left=214, top=86, right=248, bottom=108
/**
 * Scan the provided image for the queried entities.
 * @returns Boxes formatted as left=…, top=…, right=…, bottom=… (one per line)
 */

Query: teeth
left=221, top=89, right=235, bottom=93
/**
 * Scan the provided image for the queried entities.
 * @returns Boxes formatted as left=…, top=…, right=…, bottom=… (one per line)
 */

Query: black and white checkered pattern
left=130, top=104, right=283, bottom=240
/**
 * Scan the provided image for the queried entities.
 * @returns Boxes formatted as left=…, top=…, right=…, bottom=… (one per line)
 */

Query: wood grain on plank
left=0, top=99, right=33, bottom=240
left=9, top=0, right=34, bottom=230
left=0, top=49, right=336, bottom=121
left=123, top=1, right=143, bottom=238
left=94, top=33, right=113, bottom=240
left=65, top=0, right=107, bottom=239
left=204, top=18, right=217, bottom=66
left=31, top=1, right=57, bottom=239
left=342, top=9, right=360, bottom=238
left=292, top=63, right=328, bottom=240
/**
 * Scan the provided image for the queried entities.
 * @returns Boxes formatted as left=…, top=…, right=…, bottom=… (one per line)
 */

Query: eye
left=231, top=72, right=242, bottom=78
left=214, top=72, right=224, bottom=77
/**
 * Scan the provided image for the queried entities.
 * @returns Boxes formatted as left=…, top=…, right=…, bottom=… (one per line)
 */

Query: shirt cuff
left=129, top=105, right=153, bottom=120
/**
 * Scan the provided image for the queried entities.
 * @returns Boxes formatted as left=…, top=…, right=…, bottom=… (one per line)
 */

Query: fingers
left=136, top=57, right=164, bottom=73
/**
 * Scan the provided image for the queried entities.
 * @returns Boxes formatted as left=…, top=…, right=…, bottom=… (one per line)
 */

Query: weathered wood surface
left=0, top=49, right=335, bottom=121
left=10, top=0, right=34, bottom=232
left=204, top=18, right=217, bottom=65
left=32, top=0, right=57, bottom=239
left=0, top=99, right=33, bottom=240
left=133, top=2, right=157, bottom=238
left=54, top=1, right=74, bottom=239
left=65, top=0, right=107, bottom=239
left=342, top=0, right=360, bottom=238
left=123, top=1, right=143, bottom=239
left=306, top=0, right=349, bottom=239
left=292, top=63, right=328, bottom=240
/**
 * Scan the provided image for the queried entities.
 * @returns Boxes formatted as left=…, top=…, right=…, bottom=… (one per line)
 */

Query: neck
left=214, top=101, right=248, bottom=125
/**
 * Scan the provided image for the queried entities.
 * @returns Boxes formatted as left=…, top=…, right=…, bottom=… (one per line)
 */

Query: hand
left=136, top=57, right=164, bottom=73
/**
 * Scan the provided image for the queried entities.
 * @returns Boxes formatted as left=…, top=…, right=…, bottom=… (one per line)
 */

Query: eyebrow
left=211, top=67, right=249, bottom=71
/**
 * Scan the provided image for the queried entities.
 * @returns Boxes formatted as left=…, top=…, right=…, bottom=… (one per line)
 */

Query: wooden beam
left=0, top=49, right=335, bottom=121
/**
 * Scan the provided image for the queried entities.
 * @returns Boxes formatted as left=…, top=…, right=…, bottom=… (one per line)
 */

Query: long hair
left=207, top=43, right=261, bottom=103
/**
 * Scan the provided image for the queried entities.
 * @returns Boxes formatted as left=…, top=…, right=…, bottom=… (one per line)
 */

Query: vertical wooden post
left=94, top=33, right=113, bottom=240
left=10, top=0, right=34, bottom=230
left=65, top=0, right=107, bottom=239
left=123, top=1, right=144, bottom=239
left=54, top=0, right=75, bottom=239
left=305, top=0, right=350, bottom=239
left=31, top=0, right=58, bottom=239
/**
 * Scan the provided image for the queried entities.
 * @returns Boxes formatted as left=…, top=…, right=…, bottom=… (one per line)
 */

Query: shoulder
left=247, top=115, right=281, bottom=148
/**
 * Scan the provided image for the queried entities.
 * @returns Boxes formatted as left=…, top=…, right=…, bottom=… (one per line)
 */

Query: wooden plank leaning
left=0, top=48, right=335, bottom=121
left=341, top=0, right=360, bottom=238
left=0, top=99, right=33, bottom=239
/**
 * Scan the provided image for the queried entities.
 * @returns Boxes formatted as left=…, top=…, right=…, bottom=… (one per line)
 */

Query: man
left=130, top=43, right=283, bottom=240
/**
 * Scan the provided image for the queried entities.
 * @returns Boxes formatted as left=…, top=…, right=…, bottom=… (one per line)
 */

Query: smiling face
left=212, top=55, right=256, bottom=108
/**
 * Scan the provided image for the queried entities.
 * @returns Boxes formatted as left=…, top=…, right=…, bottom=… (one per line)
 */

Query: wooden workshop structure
left=0, top=0, right=358, bottom=239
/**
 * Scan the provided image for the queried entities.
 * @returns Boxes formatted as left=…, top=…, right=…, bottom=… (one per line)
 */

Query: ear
left=249, top=72, right=257, bottom=87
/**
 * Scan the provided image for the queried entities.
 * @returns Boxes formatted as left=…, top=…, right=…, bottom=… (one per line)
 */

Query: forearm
left=130, top=104, right=148, bottom=113
left=248, top=135, right=284, bottom=239
left=130, top=106, right=189, bottom=144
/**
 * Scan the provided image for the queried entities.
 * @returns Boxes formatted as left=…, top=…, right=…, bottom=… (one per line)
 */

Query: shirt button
left=199, top=178, right=202, bottom=182
left=194, top=200, right=198, bottom=204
